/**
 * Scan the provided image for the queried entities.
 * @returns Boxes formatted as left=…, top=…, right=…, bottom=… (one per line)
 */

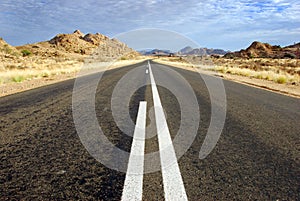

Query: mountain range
left=178, top=46, right=229, bottom=55
left=138, top=49, right=172, bottom=55
left=139, top=46, right=229, bottom=56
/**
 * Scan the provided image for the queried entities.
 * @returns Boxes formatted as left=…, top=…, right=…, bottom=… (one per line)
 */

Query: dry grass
left=0, top=63, right=81, bottom=84
left=213, top=66, right=299, bottom=84
left=212, top=58, right=300, bottom=84
left=0, top=54, right=147, bottom=84
left=0, top=52, right=82, bottom=84
left=154, top=57, right=300, bottom=85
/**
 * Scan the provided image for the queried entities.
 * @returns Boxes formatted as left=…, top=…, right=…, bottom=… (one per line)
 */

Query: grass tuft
left=12, top=75, right=25, bottom=83
left=276, top=76, right=287, bottom=84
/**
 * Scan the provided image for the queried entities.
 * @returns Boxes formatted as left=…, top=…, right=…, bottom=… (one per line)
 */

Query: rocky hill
left=14, top=30, right=139, bottom=61
left=0, top=38, right=20, bottom=57
left=178, top=46, right=229, bottom=55
left=0, top=38, right=22, bottom=70
left=224, top=41, right=300, bottom=59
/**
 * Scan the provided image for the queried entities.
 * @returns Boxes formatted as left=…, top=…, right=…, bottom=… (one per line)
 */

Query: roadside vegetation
left=154, top=57, right=300, bottom=85
left=212, top=58, right=300, bottom=84
left=0, top=55, right=147, bottom=84
left=0, top=56, right=83, bottom=84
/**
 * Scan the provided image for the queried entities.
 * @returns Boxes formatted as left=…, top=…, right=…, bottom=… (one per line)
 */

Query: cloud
left=0, top=0, right=299, bottom=50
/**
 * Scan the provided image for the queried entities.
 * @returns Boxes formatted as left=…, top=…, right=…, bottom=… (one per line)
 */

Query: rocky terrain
left=224, top=41, right=300, bottom=59
left=15, top=30, right=139, bottom=61
left=0, top=30, right=140, bottom=84
left=0, top=38, right=20, bottom=56
left=0, top=38, right=21, bottom=69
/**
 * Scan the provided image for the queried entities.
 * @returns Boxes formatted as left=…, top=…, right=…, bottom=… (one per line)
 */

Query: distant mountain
left=178, top=46, right=229, bottom=55
left=139, top=46, right=228, bottom=56
left=179, top=46, right=194, bottom=54
left=207, top=48, right=230, bottom=55
left=139, top=49, right=173, bottom=55
left=224, top=41, right=300, bottom=59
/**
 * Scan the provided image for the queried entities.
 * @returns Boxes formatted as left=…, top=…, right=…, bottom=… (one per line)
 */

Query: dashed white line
left=148, top=61, right=188, bottom=201
left=146, top=69, right=149, bottom=74
left=121, top=101, right=147, bottom=201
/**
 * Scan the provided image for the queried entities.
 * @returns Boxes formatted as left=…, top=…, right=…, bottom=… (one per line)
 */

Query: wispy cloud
left=0, top=0, right=299, bottom=50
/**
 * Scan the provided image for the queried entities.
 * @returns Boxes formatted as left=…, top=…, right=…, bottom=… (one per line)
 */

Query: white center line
left=121, top=101, right=147, bottom=201
left=146, top=69, right=149, bottom=74
left=148, top=61, right=188, bottom=201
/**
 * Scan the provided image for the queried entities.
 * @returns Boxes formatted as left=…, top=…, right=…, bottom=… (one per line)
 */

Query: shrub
left=21, top=49, right=32, bottom=57
left=255, top=74, right=263, bottom=79
left=276, top=76, right=287, bottom=84
left=284, top=52, right=296, bottom=59
left=41, top=72, right=50, bottom=77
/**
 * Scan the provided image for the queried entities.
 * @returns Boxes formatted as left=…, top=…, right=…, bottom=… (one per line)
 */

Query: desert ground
left=153, top=56, right=300, bottom=98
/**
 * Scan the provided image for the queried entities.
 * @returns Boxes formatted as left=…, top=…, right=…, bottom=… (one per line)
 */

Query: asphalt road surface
left=1, top=60, right=299, bottom=200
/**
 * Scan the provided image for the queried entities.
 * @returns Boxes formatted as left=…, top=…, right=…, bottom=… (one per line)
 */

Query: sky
left=0, top=0, right=299, bottom=51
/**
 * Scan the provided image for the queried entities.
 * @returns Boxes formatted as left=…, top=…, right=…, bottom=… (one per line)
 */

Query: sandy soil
left=154, top=59, right=300, bottom=98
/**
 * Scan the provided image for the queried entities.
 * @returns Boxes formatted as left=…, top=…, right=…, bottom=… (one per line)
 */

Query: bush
left=276, top=76, right=287, bottom=84
left=284, top=52, right=296, bottom=59
left=21, top=49, right=32, bottom=57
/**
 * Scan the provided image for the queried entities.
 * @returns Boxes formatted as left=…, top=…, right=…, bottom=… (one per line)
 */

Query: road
left=0, top=60, right=299, bottom=200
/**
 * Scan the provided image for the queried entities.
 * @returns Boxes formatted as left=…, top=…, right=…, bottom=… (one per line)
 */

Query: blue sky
left=0, top=0, right=299, bottom=51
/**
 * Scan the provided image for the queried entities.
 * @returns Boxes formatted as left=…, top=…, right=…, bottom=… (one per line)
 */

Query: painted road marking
left=121, top=101, right=147, bottom=201
left=146, top=69, right=149, bottom=74
left=148, top=61, right=188, bottom=201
